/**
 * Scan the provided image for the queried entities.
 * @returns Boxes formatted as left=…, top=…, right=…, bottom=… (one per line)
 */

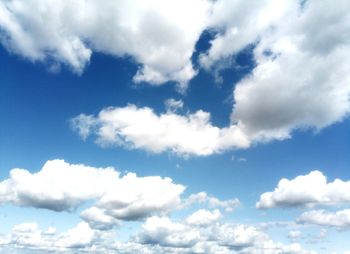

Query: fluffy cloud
left=206, top=0, right=350, bottom=142
left=60, top=0, right=350, bottom=155
left=136, top=216, right=317, bottom=254
left=0, top=159, right=185, bottom=220
left=0, top=0, right=212, bottom=87
left=200, top=0, right=295, bottom=69
left=2, top=1, right=350, bottom=140
left=186, top=209, right=221, bottom=227
left=3, top=222, right=96, bottom=252
left=256, top=171, right=350, bottom=209
left=297, top=209, right=350, bottom=230
left=1, top=218, right=317, bottom=254
left=71, top=105, right=250, bottom=156
left=138, top=216, right=201, bottom=248
left=80, top=207, right=119, bottom=230
left=183, top=191, right=240, bottom=212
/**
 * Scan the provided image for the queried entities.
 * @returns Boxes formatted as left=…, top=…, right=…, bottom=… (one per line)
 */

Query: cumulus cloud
left=200, top=0, right=295, bottom=69
left=1, top=218, right=318, bottom=254
left=0, top=159, right=185, bottom=221
left=5, top=222, right=97, bottom=252
left=205, top=0, right=350, bottom=142
left=71, top=105, right=250, bottom=156
left=138, top=216, right=201, bottom=248
left=1, top=1, right=350, bottom=140
left=183, top=191, right=240, bottom=212
left=186, top=209, right=221, bottom=227
left=80, top=207, right=119, bottom=231
left=297, top=209, right=350, bottom=230
left=64, top=0, right=350, bottom=155
left=136, top=216, right=317, bottom=254
left=0, top=204, right=318, bottom=254
left=0, top=0, right=212, bottom=87
left=256, top=170, right=350, bottom=209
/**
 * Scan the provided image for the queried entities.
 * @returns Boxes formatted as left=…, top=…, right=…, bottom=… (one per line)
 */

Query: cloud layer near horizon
left=0, top=214, right=318, bottom=254
left=0, top=161, right=348, bottom=253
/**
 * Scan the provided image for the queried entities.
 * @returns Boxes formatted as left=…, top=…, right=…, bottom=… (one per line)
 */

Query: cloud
left=59, top=0, right=350, bottom=156
left=186, top=209, right=221, bottom=227
left=1, top=0, right=350, bottom=139
left=164, top=98, right=184, bottom=113
left=137, top=216, right=200, bottom=248
left=183, top=191, right=240, bottom=212
left=204, top=0, right=350, bottom=142
left=6, top=222, right=97, bottom=251
left=0, top=0, right=212, bottom=87
left=288, top=230, right=302, bottom=241
left=297, top=209, right=350, bottom=230
left=71, top=105, right=250, bottom=156
left=200, top=0, right=295, bottom=70
left=0, top=159, right=185, bottom=221
left=0, top=213, right=318, bottom=254
left=256, top=170, right=350, bottom=209
left=80, top=207, right=119, bottom=231
left=136, top=216, right=317, bottom=254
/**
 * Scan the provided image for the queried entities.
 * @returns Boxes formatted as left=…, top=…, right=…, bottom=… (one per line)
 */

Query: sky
left=0, top=0, right=350, bottom=253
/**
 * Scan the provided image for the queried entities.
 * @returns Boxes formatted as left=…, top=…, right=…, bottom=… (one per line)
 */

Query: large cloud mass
left=2, top=0, right=350, bottom=152
left=0, top=0, right=212, bottom=88
left=0, top=159, right=185, bottom=220
left=0, top=216, right=318, bottom=254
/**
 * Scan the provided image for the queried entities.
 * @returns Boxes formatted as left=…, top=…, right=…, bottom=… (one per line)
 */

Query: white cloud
left=80, top=207, right=119, bottom=231
left=164, top=98, right=184, bottom=113
left=71, top=105, right=250, bottom=156
left=2, top=0, right=350, bottom=143
left=216, top=224, right=267, bottom=249
left=256, top=170, right=350, bottom=209
left=200, top=0, right=296, bottom=69
left=0, top=0, right=212, bottom=87
left=0, top=159, right=185, bottom=221
left=55, top=222, right=95, bottom=249
left=288, top=230, right=302, bottom=241
left=183, top=191, right=240, bottom=212
left=297, top=209, right=350, bottom=230
left=136, top=216, right=317, bottom=254
left=64, top=0, right=350, bottom=155
left=186, top=209, right=221, bottom=227
left=204, top=0, right=350, bottom=143
left=0, top=217, right=318, bottom=254
left=6, top=222, right=97, bottom=251
left=138, top=216, right=201, bottom=248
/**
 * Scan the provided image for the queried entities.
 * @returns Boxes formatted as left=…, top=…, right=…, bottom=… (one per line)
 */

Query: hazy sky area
left=0, top=0, right=350, bottom=253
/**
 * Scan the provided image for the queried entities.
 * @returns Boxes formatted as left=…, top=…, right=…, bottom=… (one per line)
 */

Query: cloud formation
left=202, top=0, right=350, bottom=143
left=256, top=171, right=350, bottom=209
left=0, top=0, right=212, bottom=87
left=3, top=0, right=350, bottom=153
left=297, top=209, right=350, bottom=230
left=0, top=159, right=185, bottom=220
left=183, top=191, right=240, bottom=212
left=71, top=105, right=250, bottom=156
left=0, top=216, right=318, bottom=254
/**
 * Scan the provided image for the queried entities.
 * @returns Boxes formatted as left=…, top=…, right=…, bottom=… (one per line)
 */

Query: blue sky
left=0, top=0, right=350, bottom=253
